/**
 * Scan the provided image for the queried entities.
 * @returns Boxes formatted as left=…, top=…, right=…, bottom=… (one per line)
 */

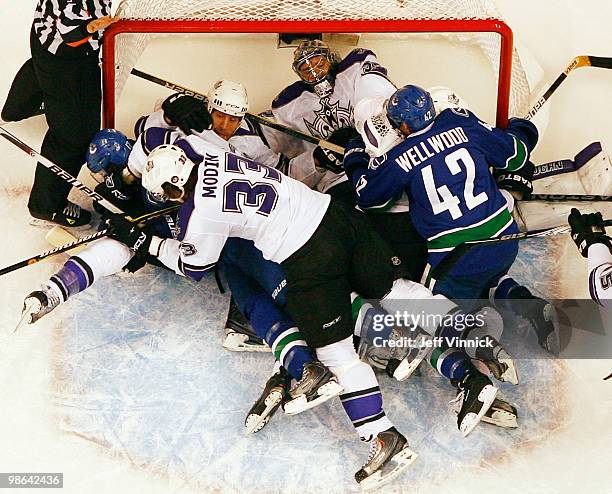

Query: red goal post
left=102, top=18, right=514, bottom=129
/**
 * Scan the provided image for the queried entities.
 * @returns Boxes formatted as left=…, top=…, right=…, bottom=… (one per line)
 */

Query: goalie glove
left=161, top=93, right=212, bottom=134
left=494, top=161, right=534, bottom=199
left=568, top=208, right=612, bottom=258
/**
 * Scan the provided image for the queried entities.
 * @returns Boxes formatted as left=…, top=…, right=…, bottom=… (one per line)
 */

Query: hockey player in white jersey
left=263, top=39, right=398, bottom=196
left=568, top=208, right=612, bottom=309
left=19, top=89, right=345, bottom=432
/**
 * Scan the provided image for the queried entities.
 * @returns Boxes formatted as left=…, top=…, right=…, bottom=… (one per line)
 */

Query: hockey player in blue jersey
left=344, top=85, right=560, bottom=373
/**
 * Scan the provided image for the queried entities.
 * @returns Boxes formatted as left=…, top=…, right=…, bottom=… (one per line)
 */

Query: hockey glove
left=313, top=146, right=344, bottom=174
left=162, top=93, right=212, bottom=134
left=494, top=160, right=534, bottom=199
left=506, top=117, right=539, bottom=153
left=105, top=213, right=152, bottom=255
left=342, top=136, right=370, bottom=179
left=568, top=208, right=612, bottom=258
left=313, top=127, right=361, bottom=174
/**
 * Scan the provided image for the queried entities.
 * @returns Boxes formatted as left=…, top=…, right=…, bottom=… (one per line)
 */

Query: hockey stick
left=526, top=55, right=612, bottom=121
left=0, top=127, right=124, bottom=214
left=130, top=68, right=344, bottom=153
left=429, top=218, right=612, bottom=281
left=0, top=205, right=179, bottom=277
left=533, top=142, right=603, bottom=180
left=522, top=194, right=611, bottom=202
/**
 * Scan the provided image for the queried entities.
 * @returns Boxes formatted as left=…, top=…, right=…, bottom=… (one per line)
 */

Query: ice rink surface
left=0, top=1, right=611, bottom=493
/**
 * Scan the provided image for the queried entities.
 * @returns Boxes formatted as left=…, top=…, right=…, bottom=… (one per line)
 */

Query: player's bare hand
left=87, top=15, right=121, bottom=34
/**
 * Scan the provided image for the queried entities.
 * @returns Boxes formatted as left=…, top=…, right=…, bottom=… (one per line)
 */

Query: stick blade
left=588, top=56, right=612, bottom=69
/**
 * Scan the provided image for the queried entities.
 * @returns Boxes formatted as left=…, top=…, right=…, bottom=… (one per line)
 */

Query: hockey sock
left=489, top=275, right=521, bottom=305
left=48, top=256, right=96, bottom=302
left=316, top=337, right=394, bottom=441
left=266, top=321, right=313, bottom=381
left=429, top=345, right=471, bottom=381
left=238, top=292, right=314, bottom=380
left=490, top=276, right=547, bottom=317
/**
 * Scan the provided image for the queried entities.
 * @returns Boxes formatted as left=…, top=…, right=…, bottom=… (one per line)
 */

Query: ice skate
left=358, top=322, right=431, bottom=380
left=283, top=361, right=343, bottom=415
left=222, top=298, right=268, bottom=352
left=452, top=395, right=518, bottom=429
left=474, top=336, right=519, bottom=385
left=452, top=368, right=498, bottom=437
left=355, top=427, right=417, bottom=490
left=15, top=286, right=61, bottom=333
left=29, top=202, right=92, bottom=230
left=524, top=298, right=561, bottom=356
left=385, top=328, right=432, bottom=381
left=244, top=367, right=291, bottom=435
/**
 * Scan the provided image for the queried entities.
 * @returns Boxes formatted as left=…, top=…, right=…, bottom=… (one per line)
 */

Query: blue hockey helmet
left=386, top=85, right=436, bottom=133
left=87, top=129, right=133, bottom=174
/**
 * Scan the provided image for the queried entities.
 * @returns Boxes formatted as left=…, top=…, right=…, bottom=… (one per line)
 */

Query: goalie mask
left=207, top=80, right=249, bottom=117
left=142, top=144, right=195, bottom=201
left=292, top=40, right=339, bottom=98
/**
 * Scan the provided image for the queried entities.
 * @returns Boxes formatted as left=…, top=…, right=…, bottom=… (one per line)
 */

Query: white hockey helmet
left=428, top=86, right=469, bottom=113
left=142, top=144, right=195, bottom=200
left=207, top=80, right=249, bottom=117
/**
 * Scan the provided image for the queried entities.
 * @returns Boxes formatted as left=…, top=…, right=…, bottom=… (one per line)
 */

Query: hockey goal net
left=102, top=0, right=533, bottom=129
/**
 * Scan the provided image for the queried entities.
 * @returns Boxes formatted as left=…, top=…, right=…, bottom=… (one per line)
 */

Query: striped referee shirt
left=32, top=0, right=111, bottom=56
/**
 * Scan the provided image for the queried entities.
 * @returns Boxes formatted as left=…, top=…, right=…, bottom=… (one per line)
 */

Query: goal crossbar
left=102, top=18, right=513, bottom=128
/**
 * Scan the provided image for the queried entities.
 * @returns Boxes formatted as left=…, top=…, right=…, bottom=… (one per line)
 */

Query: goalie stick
left=429, top=218, right=612, bottom=281
left=526, top=55, right=612, bottom=121
left=130, top=68, right=344, bottom=154
left=0, top=205, right=179, bottom=277
left=522, top=194, right=611, bottom=202
left=533, top=141, right=603, bottom=180
left=0, top=127, right=123, bottom=214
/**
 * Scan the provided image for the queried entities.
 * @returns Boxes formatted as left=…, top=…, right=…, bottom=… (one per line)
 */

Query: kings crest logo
left=303, top=99, right=353, bottom=138
left=180, top=242, right=197, bottom=256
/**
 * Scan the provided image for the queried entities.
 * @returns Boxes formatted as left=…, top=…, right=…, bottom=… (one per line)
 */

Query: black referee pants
left=3, top=29, right=101, bottom=214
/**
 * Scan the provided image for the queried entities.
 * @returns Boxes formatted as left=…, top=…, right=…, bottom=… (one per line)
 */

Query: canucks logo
left=303, top=99, right=353, bottom=138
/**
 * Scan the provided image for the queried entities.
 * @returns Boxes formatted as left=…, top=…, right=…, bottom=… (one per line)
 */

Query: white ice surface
left=0, top=1, right=611, bottom=493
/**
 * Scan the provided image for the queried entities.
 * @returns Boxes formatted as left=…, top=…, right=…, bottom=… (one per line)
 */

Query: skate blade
left=460, top=384, right=498, bottom=437
left=481, top=407, right=518, bottom=428
left=244, top=390, right=283, bottom=435
left=14, top=299, right=40, bottom=333
left=542, top=304, right=561, bottom=356
left=358, top=446, right=418, bottom=491
left=284, top=380, right=343, bottom=415
left=223, top=331, right=269, bottom=353
left=393, top=343, right=431, bottom=381
left=453, top=397, right=518, bottom=429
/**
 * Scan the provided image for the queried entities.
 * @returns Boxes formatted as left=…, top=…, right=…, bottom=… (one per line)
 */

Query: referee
left=1, top=1, right=119, bottom=228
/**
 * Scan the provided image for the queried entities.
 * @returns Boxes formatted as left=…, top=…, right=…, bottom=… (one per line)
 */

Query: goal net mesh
left=108, top=0, right=532, bottom=119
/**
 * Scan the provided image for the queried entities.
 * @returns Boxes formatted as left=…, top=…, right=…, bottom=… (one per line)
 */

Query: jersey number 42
left=422, top=147, right=488, bottom=220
